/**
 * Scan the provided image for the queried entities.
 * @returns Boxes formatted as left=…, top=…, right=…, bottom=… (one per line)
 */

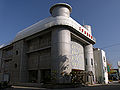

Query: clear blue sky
left=0, top=0, right=120, bottom=68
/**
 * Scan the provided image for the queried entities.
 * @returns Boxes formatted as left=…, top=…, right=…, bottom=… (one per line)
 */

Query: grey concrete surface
left=2, top=82, right=120, bottom=90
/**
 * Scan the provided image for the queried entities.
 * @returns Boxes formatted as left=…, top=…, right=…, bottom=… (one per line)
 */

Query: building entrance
left=29, top=70, right=38, bottom=83
left=40, top=69, right=51, bottom=83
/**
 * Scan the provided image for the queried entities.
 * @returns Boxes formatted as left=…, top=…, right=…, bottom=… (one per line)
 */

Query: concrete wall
left=0, top=46, right=13, bottom=83
left=51, top=26, right=71, bottom=83
left=38, top=49, right=51, bottom=69
left=11, top=40, right=24, bottom=83
left=85, top=44, right=94, bottom=71
left=94, top=49, right=108, bottom=84
left=94, top=49, right=103, bottom=83
left=85, top=44, right=95, bottom=83
left=26, top=32, right=51, bottom=83
left=101, top=50, right=108, bottom=84
left=0, top=49, right=2, bottom=71
left=0, top=49, right=2, bottom=82
left=27, top=33, right=51, bottom=67
left=28, top=49, right=51, bottom=70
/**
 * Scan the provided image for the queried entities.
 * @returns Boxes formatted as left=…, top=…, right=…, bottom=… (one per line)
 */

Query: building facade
left=118, top=61, right=120, bottom=78
left=0, top=3, right=96, bottom=85
left=93, top=48, right=108, bottom=84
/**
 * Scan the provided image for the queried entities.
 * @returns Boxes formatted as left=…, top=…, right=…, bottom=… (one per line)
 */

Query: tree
left=107, top=60, right=113, bottom=74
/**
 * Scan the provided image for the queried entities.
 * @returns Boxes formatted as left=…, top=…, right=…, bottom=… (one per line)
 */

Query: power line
left=101, top=43, right=120, bottom=49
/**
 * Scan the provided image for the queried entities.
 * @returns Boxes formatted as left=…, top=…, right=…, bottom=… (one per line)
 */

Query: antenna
left=83, top=18, right=85, bottom=25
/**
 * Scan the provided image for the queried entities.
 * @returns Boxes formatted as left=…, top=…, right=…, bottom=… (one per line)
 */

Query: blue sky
left=0, top=0, right=120, bottom=68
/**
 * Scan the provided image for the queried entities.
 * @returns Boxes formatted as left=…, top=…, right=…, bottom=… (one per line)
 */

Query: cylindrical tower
left=85, top=44, right=93, bottom=71
left=83, top=25, right=92, bottom=35
left=50, top=3, right=72, bottom=17
left=51, top=3, right=72, bottom=83
left=85, top=44, right=95, bottom=84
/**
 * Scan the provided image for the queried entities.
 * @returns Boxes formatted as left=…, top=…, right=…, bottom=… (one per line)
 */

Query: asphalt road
left=1, top=81, right=120, bottom=90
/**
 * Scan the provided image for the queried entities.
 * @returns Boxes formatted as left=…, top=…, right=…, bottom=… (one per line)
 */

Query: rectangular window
left=103, top=57, right=106, bottom=62
left=87, top=76, right=89, bottom=82
left=91, top=58, right=93, bottom=65
left=85, top=58, right=87, bottom=65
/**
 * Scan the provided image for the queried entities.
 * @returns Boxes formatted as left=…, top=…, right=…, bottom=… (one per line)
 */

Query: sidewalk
left=12, top=86, right=46, bottom=90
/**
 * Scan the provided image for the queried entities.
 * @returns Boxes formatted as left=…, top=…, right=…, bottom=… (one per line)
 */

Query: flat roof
left=13, top=16, right=96, bottom=44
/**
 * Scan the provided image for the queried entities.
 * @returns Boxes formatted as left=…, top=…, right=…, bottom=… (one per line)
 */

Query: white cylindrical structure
left=85, top=44, right=93, bottom=71
left=50, top=3, right=72, bottom=17
left=50, top=3, right=72, bottom=84
left=85, top=44, right=95, bottom=83
left=83, top=25, right=92, bottom=35
left=51, top=27, right=71, bottom=83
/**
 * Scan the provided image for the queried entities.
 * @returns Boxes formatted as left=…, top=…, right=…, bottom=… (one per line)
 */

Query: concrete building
left=0, top=3, right=96, bottom=85
left=118, top=61, right=120, bottom=78
left=93, top=48, right=108, bottom=84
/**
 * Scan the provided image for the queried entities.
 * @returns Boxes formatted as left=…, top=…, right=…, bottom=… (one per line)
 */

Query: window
left=85, top=58, right=87, bottom=65
left=16, top=50, right=18, bottom=55
left=6, top=49, right=13, bottom=56
left=93, top=76, right=94, bottom=81
left=14, top=63, right=17, bottom=68
left=103, top=57, right=106, bottom=62
left=87, top=76, right=89, bottom=82
left=91, top=58, right=93, bottom=65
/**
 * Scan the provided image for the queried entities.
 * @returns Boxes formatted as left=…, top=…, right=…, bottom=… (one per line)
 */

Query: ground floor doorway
left=29, top=70, right=38, bottom=83
left=40, top=69, right=51, bottom=83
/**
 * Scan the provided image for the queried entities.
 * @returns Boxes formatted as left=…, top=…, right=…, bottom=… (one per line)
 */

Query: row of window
left=28, top=37, right=51, bottom=51
left=85, top=58, right=94, bottom=66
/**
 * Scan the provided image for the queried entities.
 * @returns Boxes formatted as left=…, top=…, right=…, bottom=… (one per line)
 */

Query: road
left=1, top=81, right=120, bottom=90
